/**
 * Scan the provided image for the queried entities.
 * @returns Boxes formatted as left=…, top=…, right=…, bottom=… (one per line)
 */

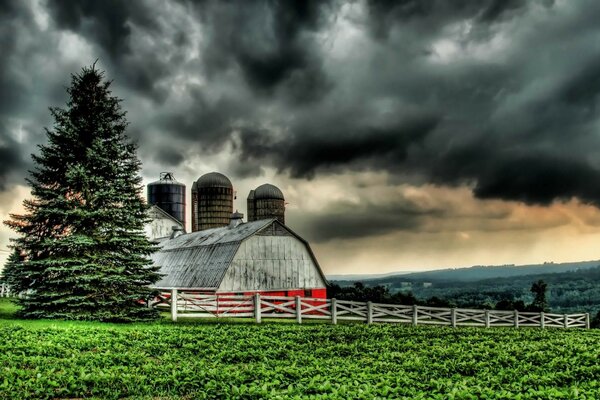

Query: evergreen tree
left=0, top=249, right=23, bottom=291
left=4, top=65, right=160, bottom=321
left=528, top=280, right=549, bottom=312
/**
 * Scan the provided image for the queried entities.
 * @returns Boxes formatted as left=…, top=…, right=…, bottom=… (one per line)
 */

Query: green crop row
left=0, top=299, right=599, bottom=399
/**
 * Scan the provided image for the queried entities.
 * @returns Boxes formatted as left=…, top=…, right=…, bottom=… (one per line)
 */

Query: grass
left=1, top=298, right=599, bottom=399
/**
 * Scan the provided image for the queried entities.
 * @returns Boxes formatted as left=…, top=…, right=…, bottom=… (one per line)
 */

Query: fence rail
left=151, top=290, right=590, bottom=329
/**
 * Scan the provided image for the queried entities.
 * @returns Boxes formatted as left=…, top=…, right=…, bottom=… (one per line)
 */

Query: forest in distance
left=330, top=261, right=600, bottom=318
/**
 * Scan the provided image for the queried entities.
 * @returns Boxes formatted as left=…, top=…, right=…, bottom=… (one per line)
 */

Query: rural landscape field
left=1, top=298, right=599, bottom=399
left=4, top=1, right=600, bottom=399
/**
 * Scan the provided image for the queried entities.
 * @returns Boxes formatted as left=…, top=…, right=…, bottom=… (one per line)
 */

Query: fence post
left=563, top=314, right=568, bottom=328
left=170, top=289, right=178, bottom=322
left=585, top=313, right=590, bottom=329
left=412, top=305, right=418, bottom=326
left=485, top=310, right=490, bottom=328
left=331, top=298, right=337, bottom=325
left=540, top=312, right=545, bottom=329
left=367, top=301, right=373, bottom=324
left=295, top=296, right=302, bottom=324
left=0, top=283, right=4, bottom=298
left=254, top=293, right=262, bottom=324
left=514, top=310, right=519, bottom=328
left=451, top=308, right=457, bottom=328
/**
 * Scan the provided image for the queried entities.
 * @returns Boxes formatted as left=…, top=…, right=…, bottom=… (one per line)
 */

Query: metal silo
left=147, top=172, right=186, bottom=224
left=191, top=172, right=234, bottom=231
left=247, top=183, right=285, bottom=224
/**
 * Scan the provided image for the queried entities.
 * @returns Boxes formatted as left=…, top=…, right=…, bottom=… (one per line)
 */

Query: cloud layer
left=2, top=0, right=600, bottom=271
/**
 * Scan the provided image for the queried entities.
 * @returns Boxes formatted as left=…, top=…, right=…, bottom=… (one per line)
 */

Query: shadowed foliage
left=4, top=65, right=160, bottom=322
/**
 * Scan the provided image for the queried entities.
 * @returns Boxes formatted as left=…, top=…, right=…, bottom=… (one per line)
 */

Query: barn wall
left=218, top=235, right=326, bottom=292
left=145, top=207, right=184, bottom=240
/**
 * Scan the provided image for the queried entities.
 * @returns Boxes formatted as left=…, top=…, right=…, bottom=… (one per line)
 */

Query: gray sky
left=2, top=0, right=600, bottom=274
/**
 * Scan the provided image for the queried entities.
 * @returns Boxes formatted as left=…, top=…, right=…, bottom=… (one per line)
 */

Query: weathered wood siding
left=218, top=235, right=326, bottom=291
left=145, top=206, right=184, bottom=240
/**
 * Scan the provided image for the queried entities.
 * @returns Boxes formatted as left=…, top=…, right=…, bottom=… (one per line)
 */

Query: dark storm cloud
left=366, top=0, right=532, bottom=39
left=46, top=0, right=180, bottom=100
left=0, top=0, right=41, bottom=187
left=4, top=0, right=600, bottom=244
left=0, top=0, right=33, bottom=115
left=154, top=146, right=185, bottom=167
left=191, top=0, right=333, bottom=103
left=236, top=112, right=440, bottom=178
left=0, top=128, right=25, bottom=190
left=287, top=193, right=447, bottom=242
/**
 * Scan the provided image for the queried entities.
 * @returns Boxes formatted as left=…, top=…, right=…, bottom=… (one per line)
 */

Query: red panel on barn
left=310, top=288, right=327, bottom=299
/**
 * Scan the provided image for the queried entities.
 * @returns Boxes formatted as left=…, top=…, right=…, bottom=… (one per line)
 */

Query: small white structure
left=145, top=205, right=185, bottom=241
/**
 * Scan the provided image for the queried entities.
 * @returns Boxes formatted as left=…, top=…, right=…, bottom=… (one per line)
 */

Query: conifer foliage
left=4, top=65, right=160, bottom=321
left=0, top=249, right=23, bottom=289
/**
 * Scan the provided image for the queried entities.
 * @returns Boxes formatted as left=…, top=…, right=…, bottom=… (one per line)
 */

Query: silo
left=191, top=172, right=234, bottom=231
left=246, top=190, right=256, bottom=222
left=147, top=172, right=186, bottom=224
left=247, top=183, right=285, bottom=224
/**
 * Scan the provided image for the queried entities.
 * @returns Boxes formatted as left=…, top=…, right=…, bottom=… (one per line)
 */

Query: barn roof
left=151, top=218, right=328, bottom=290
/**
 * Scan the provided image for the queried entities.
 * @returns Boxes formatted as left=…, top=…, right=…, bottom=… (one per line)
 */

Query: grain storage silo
left=147, top=172, right=186, bottom=224
left=247, top=183, right=285, bottom=224
left=191, top=172, right=234, bottom=231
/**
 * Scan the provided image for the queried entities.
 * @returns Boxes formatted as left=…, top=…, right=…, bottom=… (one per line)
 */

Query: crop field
left=0, top=299, right=599, bottom=399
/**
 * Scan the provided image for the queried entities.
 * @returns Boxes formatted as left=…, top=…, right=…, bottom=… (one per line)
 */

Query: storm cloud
left=3, top=0, right=600, bottom=267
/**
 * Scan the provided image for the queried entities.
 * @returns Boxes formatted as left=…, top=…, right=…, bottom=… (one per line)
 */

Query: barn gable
left=145, top=204, right=185, bottom=241
left=151, top=218, right=327, bottom=291
left=218, top=235, right=326, bottom=292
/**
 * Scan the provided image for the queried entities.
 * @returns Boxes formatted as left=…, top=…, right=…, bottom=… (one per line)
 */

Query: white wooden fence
left=151, top=290, right=591, bottom=329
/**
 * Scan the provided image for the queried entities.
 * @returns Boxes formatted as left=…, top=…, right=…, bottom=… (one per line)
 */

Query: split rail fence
left=151, top=290, right=590, bottom=329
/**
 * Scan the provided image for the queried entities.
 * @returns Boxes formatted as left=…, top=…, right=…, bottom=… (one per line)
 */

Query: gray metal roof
left=151, top=218, right=329, bottom=290
left=196, top=172, right=233, bottom=189
left=152, top=219, right=274, bottom=289
left=254, top=183, right=284, bottom=200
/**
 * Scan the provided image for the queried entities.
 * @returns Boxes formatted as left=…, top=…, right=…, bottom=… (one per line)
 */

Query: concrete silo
left=247, top=183, right=285, bottom=224
left=191, top=172, right=234, bottom=231
left=147, top=172, right=186, bottom=224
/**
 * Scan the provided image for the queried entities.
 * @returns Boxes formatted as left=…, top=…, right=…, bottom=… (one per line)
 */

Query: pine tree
left=0, top=249, right=23, bottom=291
left=528, top=279, right=549, bottom=312
left=4, top=65, right=160, bottom=321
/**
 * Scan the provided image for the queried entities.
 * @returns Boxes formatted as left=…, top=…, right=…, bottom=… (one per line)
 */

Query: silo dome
left=191, top=172, right=234, bottom=232
left=254, top=183, right=284, bottom=200
left=196, top=172, right=233, bottom=189
left=247, top=183, right=285, bottom=224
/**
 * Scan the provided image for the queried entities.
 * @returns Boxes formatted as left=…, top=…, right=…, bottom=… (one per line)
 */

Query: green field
left=0, top=298, right=599, bottom=399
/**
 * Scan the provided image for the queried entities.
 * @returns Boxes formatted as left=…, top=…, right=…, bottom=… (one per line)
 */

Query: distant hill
left=326, top=271, right=413, bottom=281
left=331, top=260, right=600, bottom=285
left=330, top=262, right=600, bottom=314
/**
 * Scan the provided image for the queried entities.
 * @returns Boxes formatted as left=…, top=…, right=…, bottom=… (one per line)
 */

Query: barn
left=151, top=213, right=328, bottom=298
left=145, top=204, right=185, bottom=241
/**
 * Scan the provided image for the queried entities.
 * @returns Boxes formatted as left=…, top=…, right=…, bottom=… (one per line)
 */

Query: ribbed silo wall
left=191, top=188, right=199, bottom=232
left=253, top=198, right=285, bottom=224
left=197, top=186, right=234, bottom=230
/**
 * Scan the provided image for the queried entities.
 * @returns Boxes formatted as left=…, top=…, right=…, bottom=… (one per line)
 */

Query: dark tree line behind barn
left=328, top=280, right=551, bottom=312
left=3, top=65, right=160, bottom=322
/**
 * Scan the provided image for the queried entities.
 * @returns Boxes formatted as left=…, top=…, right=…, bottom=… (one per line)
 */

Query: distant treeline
left=329, top=267, right=600, bottom=328
left=328, top=280, right=550, bottom=312
left=331, top=265, right=600, bottom=315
